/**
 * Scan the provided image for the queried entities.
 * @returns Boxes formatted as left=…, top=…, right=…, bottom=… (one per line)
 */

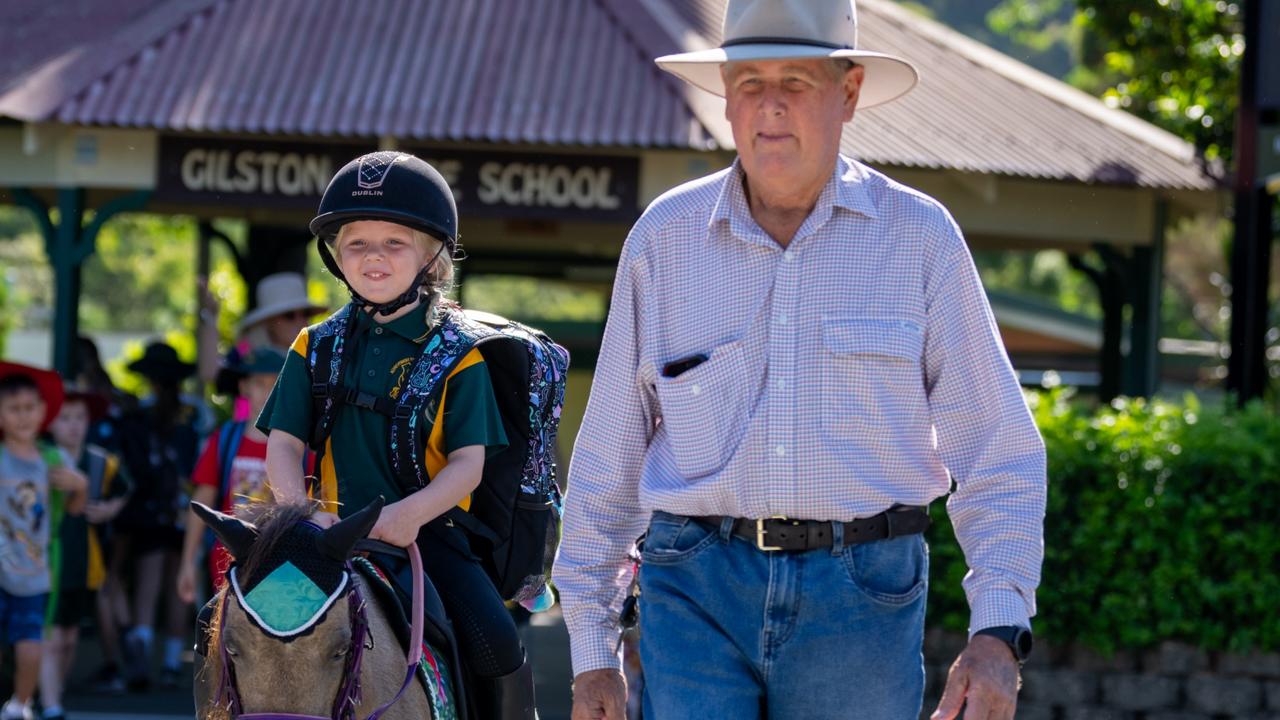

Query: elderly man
left=553, top=0, right=1047, bottom=718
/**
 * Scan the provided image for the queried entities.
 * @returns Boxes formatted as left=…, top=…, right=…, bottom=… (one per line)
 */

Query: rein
left=215, top=542, right=425, bottom=720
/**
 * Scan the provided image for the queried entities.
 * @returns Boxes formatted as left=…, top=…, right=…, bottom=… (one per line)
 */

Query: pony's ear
left=316, top=496, right=385, bottom=561
left=191, top=501, right=259, bottom=560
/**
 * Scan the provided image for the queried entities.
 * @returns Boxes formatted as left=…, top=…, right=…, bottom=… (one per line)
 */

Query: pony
left=192, top=498, right=461, bottom=720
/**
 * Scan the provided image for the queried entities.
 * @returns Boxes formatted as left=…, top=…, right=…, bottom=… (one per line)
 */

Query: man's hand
left=571, top=668, right=626, bottom=720
left=931, top=634, right=1020, bottom=720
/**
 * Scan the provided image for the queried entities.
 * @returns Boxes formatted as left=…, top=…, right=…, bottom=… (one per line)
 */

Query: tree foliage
left=985, top=0, right=1243, bottom=162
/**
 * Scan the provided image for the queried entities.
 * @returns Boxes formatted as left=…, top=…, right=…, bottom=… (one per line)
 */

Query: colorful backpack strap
left=307, top=305, right=355, bottom=454
left=387, top=308, right=490, bottom=493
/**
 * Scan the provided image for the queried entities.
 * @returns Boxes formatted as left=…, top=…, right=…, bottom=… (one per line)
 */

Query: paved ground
left=38, top=607, right=575, bottom=720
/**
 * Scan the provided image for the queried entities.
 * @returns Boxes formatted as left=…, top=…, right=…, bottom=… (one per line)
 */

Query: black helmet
left=311, top=151, right=457, bottom=315
left=311, top=150, right=457, bottom=253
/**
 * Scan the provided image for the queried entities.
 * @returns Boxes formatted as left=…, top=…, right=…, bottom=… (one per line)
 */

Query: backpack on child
left=305, top=303, right=569, bottom=604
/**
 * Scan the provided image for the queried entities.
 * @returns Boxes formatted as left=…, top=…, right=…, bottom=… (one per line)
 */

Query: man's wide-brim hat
left=0, top=361, right=64, bottom=439
left=238, top=272, right=327, bottom=334
left=127, top=341, right=196, bottom=383
left=655, top=0, right=919, bottom=108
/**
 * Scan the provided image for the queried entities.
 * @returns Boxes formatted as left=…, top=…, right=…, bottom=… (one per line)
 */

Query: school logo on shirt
left=356, top=151, right=410, bottom=190
left=389, top=358, right=414, bottom=400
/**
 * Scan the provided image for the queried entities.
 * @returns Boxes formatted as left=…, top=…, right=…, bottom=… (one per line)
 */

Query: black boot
left=477, top=655, right=537, bottom=720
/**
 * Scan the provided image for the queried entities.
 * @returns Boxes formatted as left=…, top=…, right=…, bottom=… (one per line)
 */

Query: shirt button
left=373, top=348, right=382, bottom=356
left=374, top=327, right=384, bottom=335
left=775, top=445, right=786, bottom=457
left=367, top=370, right=376, bottom=378
left=783, top=252, right=795, bottom=262
left=775, top=378, right=785, bottom=390
left=778, top=314, right=789, bottom=325
left=690, top=384, right=701, bottom=396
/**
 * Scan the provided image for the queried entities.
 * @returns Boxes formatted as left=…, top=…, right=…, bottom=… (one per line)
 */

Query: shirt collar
left=709, top=155, right=880, bottom=241
left=355, top=304, right=436, bottom=344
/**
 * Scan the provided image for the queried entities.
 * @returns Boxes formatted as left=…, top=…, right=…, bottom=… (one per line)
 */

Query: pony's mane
left=237, top=500, right=324, bottom=582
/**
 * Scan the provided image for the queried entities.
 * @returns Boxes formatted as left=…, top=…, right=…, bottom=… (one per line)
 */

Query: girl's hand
left=368, top=501, right=421, bottom=548
left=309, top=511, right=341, bottom=529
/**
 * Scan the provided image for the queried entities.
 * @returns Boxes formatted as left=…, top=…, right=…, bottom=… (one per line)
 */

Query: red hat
left=0, top=361, right=65, bottom=439
left=60, top=380, right=109, bottom=423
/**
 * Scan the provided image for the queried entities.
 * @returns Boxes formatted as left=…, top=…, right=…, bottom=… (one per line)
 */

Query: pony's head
left=193, top=498, right=382, bottom=718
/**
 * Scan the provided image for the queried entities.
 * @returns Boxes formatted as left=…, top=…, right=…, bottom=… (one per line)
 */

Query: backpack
left=306, top=303, right=569, bottom=604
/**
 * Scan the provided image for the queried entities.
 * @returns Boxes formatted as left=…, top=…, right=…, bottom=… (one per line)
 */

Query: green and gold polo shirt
left=258, top=303, right=507, bottom=518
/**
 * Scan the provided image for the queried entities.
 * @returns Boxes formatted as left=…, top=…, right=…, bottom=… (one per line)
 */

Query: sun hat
left=655, top=0, right=918, bottom=108
left=127, top=341, right=196, bottom=383
left=237, top=272, right=327, bottom=335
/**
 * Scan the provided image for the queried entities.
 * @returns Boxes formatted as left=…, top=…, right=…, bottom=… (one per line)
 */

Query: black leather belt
left=692, top=506, right=930, bottom=552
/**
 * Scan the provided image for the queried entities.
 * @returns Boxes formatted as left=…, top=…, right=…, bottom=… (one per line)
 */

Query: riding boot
left=477, top=654, right=536, bottom=720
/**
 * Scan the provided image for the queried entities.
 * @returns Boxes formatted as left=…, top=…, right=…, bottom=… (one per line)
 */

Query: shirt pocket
left=654, top=340, right=751, bottom=478
left=820, top=318, right=926, bottom=442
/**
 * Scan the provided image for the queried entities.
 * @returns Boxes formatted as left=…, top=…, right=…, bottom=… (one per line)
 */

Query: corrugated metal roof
left=0, top=0, right=1218, bottom=190
left=0, top=0, right=713, bottom=149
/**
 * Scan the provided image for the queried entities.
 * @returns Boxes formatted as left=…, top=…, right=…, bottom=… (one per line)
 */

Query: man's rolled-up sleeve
left=552, top=237, right=655, bottom=676
left=922, top=214, right=1047, bottom=636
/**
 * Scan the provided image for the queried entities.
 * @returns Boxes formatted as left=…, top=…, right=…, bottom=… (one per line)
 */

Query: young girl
left=257, top=151, right=534, bottom=719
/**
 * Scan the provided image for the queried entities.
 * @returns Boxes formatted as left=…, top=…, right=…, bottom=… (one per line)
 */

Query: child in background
left=39, top=385, right=131, bottom=720
left=0, top=363, right=86, bottom=720
left=114, top=343, right=201, bottom=690
left=177, top=348, right=307, bottom=603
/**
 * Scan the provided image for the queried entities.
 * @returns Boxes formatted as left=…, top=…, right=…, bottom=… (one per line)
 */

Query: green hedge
left=925, top=390, right=1280, bottom=654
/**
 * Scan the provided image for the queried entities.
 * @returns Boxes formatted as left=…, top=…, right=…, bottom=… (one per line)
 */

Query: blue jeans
left=638, top=511, right=928, bottom=719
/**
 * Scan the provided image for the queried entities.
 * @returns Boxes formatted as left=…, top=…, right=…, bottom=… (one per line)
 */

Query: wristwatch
left=974, top=625, right=1033, bottom=664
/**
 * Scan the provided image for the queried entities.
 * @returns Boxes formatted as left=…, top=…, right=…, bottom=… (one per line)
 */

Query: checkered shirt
left=552, top=156, right=1047, bottom=676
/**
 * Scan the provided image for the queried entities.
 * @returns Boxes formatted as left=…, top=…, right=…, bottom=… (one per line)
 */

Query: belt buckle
left=756, top=515, right=787, bottom=552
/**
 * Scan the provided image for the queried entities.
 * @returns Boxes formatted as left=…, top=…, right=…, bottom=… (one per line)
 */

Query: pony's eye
left=332, top=646, right=348, bottom=659
left=225, top=645, right=239, bottom=657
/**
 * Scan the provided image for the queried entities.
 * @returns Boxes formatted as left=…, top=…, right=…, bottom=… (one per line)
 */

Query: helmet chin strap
left=343, top=244, right=447, bottom=318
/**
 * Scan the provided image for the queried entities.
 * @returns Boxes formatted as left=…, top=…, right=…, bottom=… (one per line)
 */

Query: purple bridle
left=212, top=543, right=426, bottom=720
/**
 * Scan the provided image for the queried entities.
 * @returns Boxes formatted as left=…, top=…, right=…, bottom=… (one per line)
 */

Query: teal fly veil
left=229, top=562, right=349, bottom=637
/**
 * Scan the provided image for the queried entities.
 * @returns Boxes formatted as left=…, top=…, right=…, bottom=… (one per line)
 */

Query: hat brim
left=127, top=358, right=197, bottom=382
left=238, top=299, right=328, bottom=334
left=656, top=45, right=918, bottom=108
left=0, top=361, right=64, bottom=438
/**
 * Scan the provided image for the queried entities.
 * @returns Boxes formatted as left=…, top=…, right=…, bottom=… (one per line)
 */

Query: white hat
left=238, top=272, right=327, bottom=334
left=655, top=0, right=918, bottom=108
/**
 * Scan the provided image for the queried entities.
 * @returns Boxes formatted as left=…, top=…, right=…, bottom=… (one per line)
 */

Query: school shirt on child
left=58, top=445, right=130, bottom=592
left=258, top=304, right=508, bottom=518
left=0, top=446, right=70, bottom=596
left=191, top=431, right=314, bottom=582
